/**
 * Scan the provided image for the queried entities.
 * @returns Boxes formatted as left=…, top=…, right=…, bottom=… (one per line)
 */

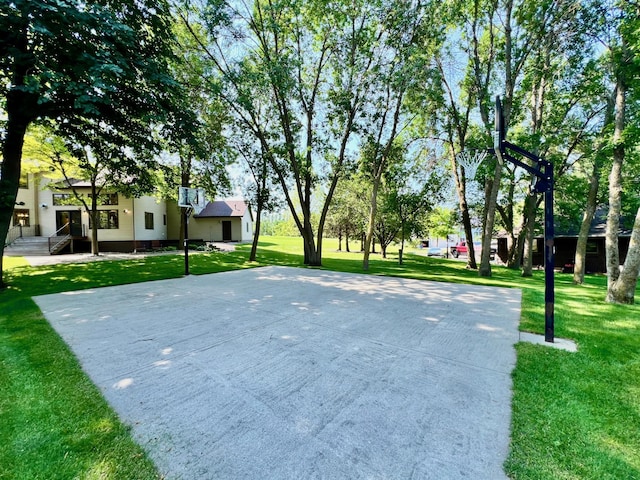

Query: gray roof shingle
left=196, top=200, right=248, bottom=218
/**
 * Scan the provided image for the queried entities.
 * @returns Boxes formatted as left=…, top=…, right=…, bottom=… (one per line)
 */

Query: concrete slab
left=35, top=266, right=522, bottom=479
left=519, top=332, right=578, bottom=352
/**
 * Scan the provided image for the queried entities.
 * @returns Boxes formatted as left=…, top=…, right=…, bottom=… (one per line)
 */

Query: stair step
left=5, top=236, right=51, bottom=256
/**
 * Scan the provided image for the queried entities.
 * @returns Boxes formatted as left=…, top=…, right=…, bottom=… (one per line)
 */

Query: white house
left=8, top=173, right=253, bottom=254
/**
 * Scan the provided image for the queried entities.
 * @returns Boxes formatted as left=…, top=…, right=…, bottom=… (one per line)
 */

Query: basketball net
left=456, top=150, right=487, bottom=181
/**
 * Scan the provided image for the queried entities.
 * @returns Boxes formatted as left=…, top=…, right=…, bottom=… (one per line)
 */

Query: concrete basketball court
left=35, top=266, right=522, bottom=479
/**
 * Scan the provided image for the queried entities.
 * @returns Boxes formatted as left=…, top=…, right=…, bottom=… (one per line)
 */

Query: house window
left=88, top=193, right=118, bottom=205
left=89, top=210, right=119, bottom=229
left=145, top=212, right=154, bottom=230
left=53, top=193, right=80, bottom=206
left=586, top=241, right=598, bottom=254
left=163, top=214, right=167, bottom=226
left=13, top=209, right=30, bottom=226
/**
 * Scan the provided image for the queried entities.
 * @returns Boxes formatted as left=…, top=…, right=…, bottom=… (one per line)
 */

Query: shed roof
left=196, top=200, right=249, bottom=218
left=555, top=206, right=633, bottom=238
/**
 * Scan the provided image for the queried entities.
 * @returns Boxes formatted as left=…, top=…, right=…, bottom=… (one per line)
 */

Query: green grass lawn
left=2, top=237, right=639, bottom=479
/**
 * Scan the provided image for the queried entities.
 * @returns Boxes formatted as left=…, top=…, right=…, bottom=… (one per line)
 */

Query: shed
left=189, top=200, right=254, bottom=242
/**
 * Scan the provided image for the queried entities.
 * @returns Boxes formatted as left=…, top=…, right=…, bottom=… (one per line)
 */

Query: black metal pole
left=492, top=145, right=556, bottom=343
left=544, top=162, right=555, bottom=342
left=184, top=209, right=189, bottom=276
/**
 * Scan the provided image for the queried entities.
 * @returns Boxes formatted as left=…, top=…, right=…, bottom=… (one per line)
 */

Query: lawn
left=1, top=237, right=639, bottom=479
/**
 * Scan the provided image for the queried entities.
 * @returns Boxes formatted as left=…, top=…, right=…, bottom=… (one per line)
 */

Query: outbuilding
left=187, top=200, right=254, bottom=243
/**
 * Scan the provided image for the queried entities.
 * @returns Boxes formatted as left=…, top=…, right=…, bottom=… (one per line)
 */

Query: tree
left=29, top=123, right=161, bottom=255
left=236, top=136, right=281, bottom=262
left=434, top=0, right=494, bottom=270
left=602, top=0, right=640, bottom=303
left=326, top=173, right=369, bottom=252
left=181, top=0, right=444, bottom=268
left=0, top=0, right=179, bottom=287
left=157, top=15, right=232, bottom=247
left=573, top=86, right=615, bottom=284
left=427, top=207, right=457, bottom=245
left=356, top=0, right=444, bottom=270
left=367, top=152, right=442, bottom=261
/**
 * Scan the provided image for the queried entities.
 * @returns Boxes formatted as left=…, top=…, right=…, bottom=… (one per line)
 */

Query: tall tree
left=602, top=0, right=640, bottom=303
left=235, top=135, right=281, bottom=262
left=42, top=123, right=160, bottom=255
left=181, top=0, right=444, bottom=268
left=358, top=0, right=444, bottom=270
left=326, top=173, right=369, bottom=253
left=180, top=0, right=354, bottom=265
left=573, top=86, right=615, bottom=284
left=0, top=0, right=179, bottom=287
left=436, top=0, right=498, bottom=270
left=159, top=15, right=232, bottom=246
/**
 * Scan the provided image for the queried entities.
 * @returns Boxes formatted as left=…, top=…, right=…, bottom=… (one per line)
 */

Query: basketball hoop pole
left=490, top=95, right=555, bottom=343
left=179, top=186, right=206, bottom=276
left=184, top=208, right=190, bottom=276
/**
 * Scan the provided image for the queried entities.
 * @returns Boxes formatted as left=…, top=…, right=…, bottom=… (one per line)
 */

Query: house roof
left=555, top=206, right=633, bottom=238
left=195, top=200, right=249, bottom=218
left=51, top=178, right=93, bottom=189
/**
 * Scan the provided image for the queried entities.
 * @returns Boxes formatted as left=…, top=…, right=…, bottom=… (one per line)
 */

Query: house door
left=222, top=221, right=232, bottom=241
left=56, top=211, right=82, bottom=236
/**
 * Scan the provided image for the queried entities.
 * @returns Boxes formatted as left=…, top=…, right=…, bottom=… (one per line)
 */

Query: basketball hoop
left=456, top=150, right=487, bottom=180
left=178, top=186, right=207, bottom=276
left=178, top=186, right=207, bottom=215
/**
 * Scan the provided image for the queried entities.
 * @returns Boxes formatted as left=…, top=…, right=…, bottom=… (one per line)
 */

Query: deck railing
left=48, top=222, right=72, bottom=254
left=5, top=224, right=40, bottom=246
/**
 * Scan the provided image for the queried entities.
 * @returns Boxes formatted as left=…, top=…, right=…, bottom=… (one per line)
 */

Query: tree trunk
left=573, top=160, right=600, bottom=284
left=0, top=20, right=37, bottom=288
left=605, top=78, right=625, bottom=291
left=451, top=152, right=477, bottom=269
left=506, top=228, right=521, bottom=269
left=362, top=178, right=380, bottom=270
left=90, top=183, right=100, bottom=255
left=300, top=220, right=320, bottom=266
left=0, top=108, right=30, bottom=288
left=607, top=206, right=640, bottom=304
left=479, top=161, right=502, bottom=276
left=521, top=192, right=537, bottom=277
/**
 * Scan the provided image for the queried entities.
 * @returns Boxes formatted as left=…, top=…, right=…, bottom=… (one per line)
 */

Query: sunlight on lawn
left=4, top=257, right=29, bottom=268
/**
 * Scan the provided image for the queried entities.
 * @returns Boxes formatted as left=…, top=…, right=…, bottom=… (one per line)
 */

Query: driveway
left=34, top=266, right=521, bottom=479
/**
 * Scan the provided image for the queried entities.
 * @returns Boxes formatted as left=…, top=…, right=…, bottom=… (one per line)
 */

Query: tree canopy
left=0, top=0, right=182, bottom=286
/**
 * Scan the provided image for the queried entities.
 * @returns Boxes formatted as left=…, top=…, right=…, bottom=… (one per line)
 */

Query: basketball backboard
left=178, top=186, right=207, bottom=214
left=494, top=95, right=505, bottom=164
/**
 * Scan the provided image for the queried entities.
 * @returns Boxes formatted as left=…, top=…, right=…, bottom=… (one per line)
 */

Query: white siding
left=133, top=197, right=167, bottom=242
left=24, top=176, right=167, bottom=243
